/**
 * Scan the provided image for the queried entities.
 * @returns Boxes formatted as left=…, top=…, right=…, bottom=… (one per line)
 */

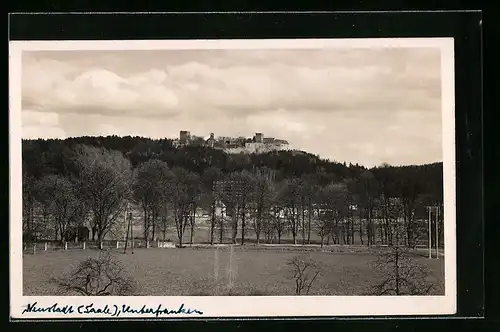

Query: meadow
left=23, top=245, right=445, bottom=296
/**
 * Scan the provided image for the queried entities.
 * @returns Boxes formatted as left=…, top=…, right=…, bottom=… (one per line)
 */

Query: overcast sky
left=21, top=47, right=442, bottom=167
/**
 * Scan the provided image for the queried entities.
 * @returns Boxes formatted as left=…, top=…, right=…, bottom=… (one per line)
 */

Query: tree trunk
left=152, top=210, right=156, bottom=242
left=350, top=208, right=355, bottom=245
left=178, top=220, right=184, bottom=247
left=240, top=206, right=246, bottom=245
left=307, top=202, right=312, bottom=244
left=395, top=247, right=400, bottom=295
left=256, top=224, right=260, bottom=245
left=190, top=224, right=194, bottom=244
left=210, top=200, right=216, bottom=245
left=190, top=211, right=195, bottom=245
left=360, top=219, right=364, bottom=245
left=97, top=229, right=103, bottom=244
left=143, top=207, right=148, bottom=242
left=174, top=212, right=182, bottom=247
left=365, top=206, right=370, bottom=246
left=346, top=205, right=351, bottom=245
left=219, top=209, right=224, bottom=244
left=232, top=205, right=238, bottom=245
left=320, top=234, right=324, bottom=248
left=301, top=203, right=306, bottom=245
left=91, top=224, right=97, bottom=241
left=335, top=220, right=340, bottom=245
left=178, top=214, right=188, bottom=248
left=162, top=216, right=167, bottom=240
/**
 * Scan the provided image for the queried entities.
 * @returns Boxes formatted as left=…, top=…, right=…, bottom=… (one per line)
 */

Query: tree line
left=22, top=136, right=443, bottom=248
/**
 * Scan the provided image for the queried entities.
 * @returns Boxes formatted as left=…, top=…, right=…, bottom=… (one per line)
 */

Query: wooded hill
left=22, top=135, right=442, bottom=192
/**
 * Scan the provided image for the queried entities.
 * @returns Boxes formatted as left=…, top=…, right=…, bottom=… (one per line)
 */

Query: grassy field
left=23, top=245, right=445, bottom=296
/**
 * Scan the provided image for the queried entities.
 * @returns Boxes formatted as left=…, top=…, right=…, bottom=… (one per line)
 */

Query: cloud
left=22, top=48, right=441, bottom=118
left=23, top=62, right=179, bottom=118
left=21, top=110, right=67, bottom=139
left=22, top=110, right=60, bottom=127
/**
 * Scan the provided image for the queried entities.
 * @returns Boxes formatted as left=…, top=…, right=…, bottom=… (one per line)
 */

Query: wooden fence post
left=83, top=242, right=86, bottom=250
left=33, top=243, right=36, bottom=255
left=44, top=242, right=48, bottom=251
left=100, top=242, right=103, bottom=250
left=64, top=242, right=68, bottom=250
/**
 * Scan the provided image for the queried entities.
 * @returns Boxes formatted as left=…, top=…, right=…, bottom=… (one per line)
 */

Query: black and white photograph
left=9, top=38, right=456, bottom=318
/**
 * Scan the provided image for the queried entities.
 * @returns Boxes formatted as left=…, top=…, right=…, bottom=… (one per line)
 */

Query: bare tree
left=282, top=178, right=301, bottom=244
left=356, top=170, right=379, bottom=246
left=220, top=171, right=255, bottom=245
left=315, top=185, right=330, bottom=247
left=321, top=183, right=349, bottom=245
left=300, top=174, right=319, bottom=244
left=218, top=173, right=239, bottom=244
left=187, top=172, right=201, bottom=245
left=52, top=250, right=135, bottom=296
left=169, top=167, right=197, bottom=247
left=270, top=182, right=287, bottom=244
left=371, top=223, right=434, bottom=295
left=36, top=174, right=86, bottom=243
left=251, top=168, right=275, bottom=245
left=73, top=145, right=133, bottom=243
left=399, top=170, right=423, bottom=248
left=201, top=167, right=222, bottom=245
left=262, top=216, right=276, bottom=243
left=133, top=159, right=170, bottom=242
left=22, top=166, right=37, bottom=241
left=235, top=170, right=255, bottom=245
left=297, top=178, right=309, bottom=245
left=343, top=177, right=358, bottom=245
left=287, top=254, right=324, bottom=295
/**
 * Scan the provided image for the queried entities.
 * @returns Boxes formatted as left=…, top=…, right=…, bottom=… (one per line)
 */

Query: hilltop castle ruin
left=173, top=130, right=291, bottom=154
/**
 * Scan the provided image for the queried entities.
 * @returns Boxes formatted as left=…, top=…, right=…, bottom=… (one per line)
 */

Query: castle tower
left=255, top=132, right=263, bottom=143
left=180, top=130, right=191, bottom=143
left=208, top=132, right=215, bottom=148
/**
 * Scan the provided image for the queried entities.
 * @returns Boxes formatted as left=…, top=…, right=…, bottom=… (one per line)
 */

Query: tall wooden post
left=124, top=203, right=128, bottom=241
left=228, top=244, right=234, bottom=289
left=214, top=247, right=219, bottom=283
left=124, top=210, right=132, bottom=254
left=130, top=212, right=134, bottom=254
left=436, top=206, right=440, bottom=259
left=427, top=207, right=432, bottom=259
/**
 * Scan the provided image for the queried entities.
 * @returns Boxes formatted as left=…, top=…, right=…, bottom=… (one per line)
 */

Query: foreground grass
left=23, top=246, right=445, bottom=296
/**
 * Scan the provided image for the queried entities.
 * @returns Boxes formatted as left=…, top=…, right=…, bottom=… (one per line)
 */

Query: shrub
left=52, top=250, right=136, bottom=296
left=370, top=245, right=434, bottom=295
left=286, top=254, right=324, bottom=295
